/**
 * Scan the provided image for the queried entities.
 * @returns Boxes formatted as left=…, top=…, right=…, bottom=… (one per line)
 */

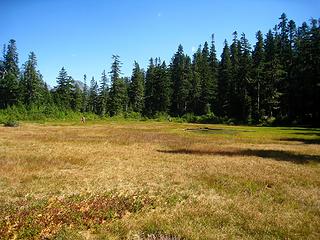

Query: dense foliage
left=0, top=14, right=319, bottom=125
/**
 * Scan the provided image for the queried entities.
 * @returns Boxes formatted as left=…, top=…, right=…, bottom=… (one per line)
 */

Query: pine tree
left=209, top=34, right=219, bottom=113
left=0, top=45, right=5, bottom=80
left=277, top=13, right=291, bottom=119
left=0, top=39, right=20, bottom=108
left=252, top=31, right=265, bottom=122
left=294, top=19, right=320, bottom=124
left=144, top=58, right=156, bottom=116
left=309, top=19, right=320, bottom=124
left=218, top=40, right=232, bottom=116
left=263, top=30, right=284, bottom=118
left=170, top=44, right=191, bottom=116
left=20, top=52, right=44, bottom=106
left=71, top=82, right=83, bottom=111
left=82, top=74, right=88, bottom=112
left=88, top=77, right=99, bottom=113
left=229, top=32, right=241, bottom=118
left=278, top=13, right=290, bottom=66
left=129, top=61, right=144, bottom=113
left=189, top=47, right=202, bottom=115
left=42, top=82, right=54, bottom=107
left=54, top=67, right=74, bottom=109
left=109, top=55, right=126, bottom=116
left=199, top=41, right=214, bottom=114
left=155, top=61, right=171, bottom=113
left=238, top=33, right=252, bottom=122
left=98, top=70, right=109, bottom=116
left=144, top=58, right=171, bottom=115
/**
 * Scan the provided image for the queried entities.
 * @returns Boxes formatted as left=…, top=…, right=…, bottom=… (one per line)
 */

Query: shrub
left=182, top=113, right=197, bottom=123
left=124, top=111, right=142, bottom=119
left=154, top=112, right=171, bottom=121
left=4, top=119, right=19, bottom=127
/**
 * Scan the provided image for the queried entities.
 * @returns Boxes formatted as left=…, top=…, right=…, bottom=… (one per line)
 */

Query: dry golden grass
left=0, top=121, right=319, bottom=239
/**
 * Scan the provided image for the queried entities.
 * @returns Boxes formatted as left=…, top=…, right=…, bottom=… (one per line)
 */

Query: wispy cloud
left=157, top=12, right=162, bottom=17
left=191, top=46, right=196, bottom=53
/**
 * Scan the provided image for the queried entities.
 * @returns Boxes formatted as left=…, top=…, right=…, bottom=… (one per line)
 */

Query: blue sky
left=1, top=0, right=319, bottom=86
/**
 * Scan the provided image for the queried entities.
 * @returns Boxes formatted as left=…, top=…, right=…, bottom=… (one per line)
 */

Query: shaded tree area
left=0, top=13, right=319, bottom=125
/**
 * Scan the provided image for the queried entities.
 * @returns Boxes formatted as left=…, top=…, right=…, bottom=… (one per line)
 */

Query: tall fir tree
left=71, top=82, right=83, bottom=111
left=129, top=61, right=144, bottom=113
left=98, top=70, right=109, bottom=116
left=238, top=33, right=252, bottom=122
left=109, top=55, right=126, bottom=116
left=20, top=52, right=44, bottom=106
left=54, top=67, right=74, bottom=109
left=218, top=40, right=232, bottom=116
left=189, top=47, right=202, bottom=114
left=229, top=31, right=241, bottom=118
left=82, top=74, right=88, bottom=112
left=277, top=13, right=291, bottom=119
left=0, top=39, right=20, bottom=108
left=170, top=44, right=191, bottom=116
left=88, top=77, right=99, bottom=113
left=209, top=34, right=219, bottom=113
left=252, top=31, right=265, bottom=122
left=199, top=41, right=214, bottom=114
left=154, top=60, right=171, bottom=113
left=263, top=29, right=284, bottom=118
left=144, top=58, right=156, bottom=116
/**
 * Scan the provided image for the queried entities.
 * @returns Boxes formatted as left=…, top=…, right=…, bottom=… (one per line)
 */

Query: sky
left=1, top=0, right=319, bottom=87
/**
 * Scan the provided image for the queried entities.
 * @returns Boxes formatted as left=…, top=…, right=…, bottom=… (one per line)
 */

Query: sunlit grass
left=0, top=121, right=319, bottom=239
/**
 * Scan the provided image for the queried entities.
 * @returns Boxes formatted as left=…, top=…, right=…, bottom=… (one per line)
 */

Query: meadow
left=0, top=120, right=319, bottom=239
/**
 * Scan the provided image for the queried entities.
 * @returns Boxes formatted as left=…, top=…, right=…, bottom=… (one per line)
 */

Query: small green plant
left=4, top=119, right=19, bottom=127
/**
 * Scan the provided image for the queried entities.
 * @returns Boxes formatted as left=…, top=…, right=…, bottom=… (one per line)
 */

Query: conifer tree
left=98, top=70, right=109, bottom=116
left=209, top=34, right=219, bottom=113
left=238, top=33, right=252, bottom=121
left=88, top=77, right=99, bottom=113
left=71, top=82, right=83, bottom=111
left=20, top=52, right=44, bottom=106
left=0, top=39, right=20, bottom=108
left=155, top=61, right=171, bottom=113
left=252, top=31, right=265, bottom=121
left=229, top=32, right=241, bottom=118
left=308, top=19, right=320, bottom=124
left=129, top=61, right=144, bottom=113
left=82, top=74, right=88, bottom=112
left=109, top=55, right=126, bottom=116
left=54, top=67, right=74, bottom=109
left=170, top=44, right=191, bottom=116
left=42, top=82, right=54, bottom=107
left=218, top=40, right=232, bottom=116
left=263, top=30, right=284, bottom=118
left=144, top=58, right=156, bottom=116
left=277, top=13, right=291, bottom=119
left=199, top=41, right=214, bottom=114
left=189, top=47, right=202, bottom=114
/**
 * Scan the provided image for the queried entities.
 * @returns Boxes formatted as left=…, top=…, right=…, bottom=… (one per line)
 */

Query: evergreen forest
left=0, top=13, right=319, bottom=125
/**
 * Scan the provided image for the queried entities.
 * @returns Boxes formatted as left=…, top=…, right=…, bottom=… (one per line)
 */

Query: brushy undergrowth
left=0, top=105, right=282, bottom=126
left=3, top=119, right=19, bottom=127
left=0, top=193, right=155, bottom=239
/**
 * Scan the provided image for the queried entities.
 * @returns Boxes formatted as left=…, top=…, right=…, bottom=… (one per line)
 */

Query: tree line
left=0, top=13, right=319, bottom=125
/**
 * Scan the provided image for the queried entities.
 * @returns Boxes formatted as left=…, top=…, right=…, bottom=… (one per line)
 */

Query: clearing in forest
left=0, top=121, right=319, bottom=239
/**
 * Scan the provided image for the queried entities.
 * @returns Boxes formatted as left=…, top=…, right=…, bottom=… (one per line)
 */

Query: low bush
left=4, top=119, right=19, bottom=127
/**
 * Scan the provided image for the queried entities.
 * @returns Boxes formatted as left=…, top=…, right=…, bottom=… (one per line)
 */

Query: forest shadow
left=157, top=149, right=320, bottom=164
left=280, top=138, right=320, bottom=145
left=280, top=128, right=320, bottom=132
left=291, top=132, right=320, bottom=137
left=185, top=127, right=255, bottom=134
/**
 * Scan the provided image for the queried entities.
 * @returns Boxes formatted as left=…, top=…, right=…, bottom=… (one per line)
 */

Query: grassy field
left=0, top=121, right=319, bottom=239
